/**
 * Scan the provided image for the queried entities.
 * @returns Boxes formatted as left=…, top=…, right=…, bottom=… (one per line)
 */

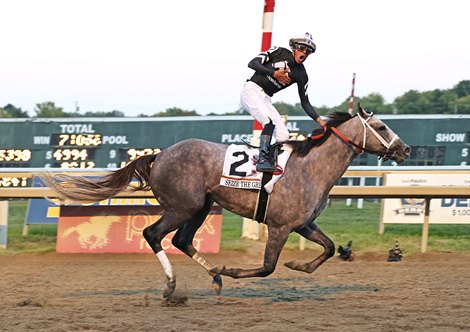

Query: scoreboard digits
left=0, top=149, right=32, bottom=163
left=56, top=161, right=96, bottom=168
left=47, top=128, right=161, bottom=169
left=125, top=148, right=161, bottom=161
left=50, top=133, right=102, bottom=147
left=52, top=148, right=93, bottom=161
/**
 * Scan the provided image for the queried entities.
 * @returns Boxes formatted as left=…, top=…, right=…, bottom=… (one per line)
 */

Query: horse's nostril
left=405, top=146, right=411, bottom=155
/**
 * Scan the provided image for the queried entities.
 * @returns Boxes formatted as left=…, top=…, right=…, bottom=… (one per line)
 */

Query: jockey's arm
left=248, top=57, right=276, bottom=76
left=297, top=82, right=327, bottom=129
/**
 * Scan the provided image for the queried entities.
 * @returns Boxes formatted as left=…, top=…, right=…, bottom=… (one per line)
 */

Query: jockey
left=241, top=32, right=326, bottom=172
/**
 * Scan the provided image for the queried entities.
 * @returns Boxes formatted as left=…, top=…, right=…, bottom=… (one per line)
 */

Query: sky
left=1, top=0, right=469, bottom=117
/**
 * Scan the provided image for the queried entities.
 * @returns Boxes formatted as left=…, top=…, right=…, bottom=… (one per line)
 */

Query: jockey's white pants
left=240, top=81, right=290, bottom=142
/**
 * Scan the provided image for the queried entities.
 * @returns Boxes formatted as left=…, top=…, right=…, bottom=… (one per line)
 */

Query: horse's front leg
left=284, top=221, right=335, bottom=273
left=212, top=225, right=290, bottom=278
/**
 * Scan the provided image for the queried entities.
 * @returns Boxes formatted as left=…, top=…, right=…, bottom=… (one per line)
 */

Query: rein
left=328, top=113, right=399, bottom=160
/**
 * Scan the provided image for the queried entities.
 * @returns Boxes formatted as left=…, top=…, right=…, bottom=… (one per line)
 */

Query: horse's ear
left=357, top=103, right=372, bottom=117
left=357, top=103, right=365, bottom=117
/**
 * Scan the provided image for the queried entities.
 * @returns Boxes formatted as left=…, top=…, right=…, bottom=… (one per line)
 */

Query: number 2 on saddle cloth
left=220, top=143, right=291, bottom=223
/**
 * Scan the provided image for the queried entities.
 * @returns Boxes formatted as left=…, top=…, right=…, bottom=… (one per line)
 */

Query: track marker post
left=346, top=73, right=357, bottom=207
left=0, top=201, right=8, bottom=249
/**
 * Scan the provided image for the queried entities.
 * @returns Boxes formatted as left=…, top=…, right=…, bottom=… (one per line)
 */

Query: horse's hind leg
left=171, top=196, right=223, bottom=294
left=284, top=221, right=335, bottom=273
left=143, top=214, right=187, bottom=298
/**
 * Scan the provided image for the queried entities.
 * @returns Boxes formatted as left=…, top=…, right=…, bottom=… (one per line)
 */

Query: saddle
left=220, top=143, right=292, bottom=223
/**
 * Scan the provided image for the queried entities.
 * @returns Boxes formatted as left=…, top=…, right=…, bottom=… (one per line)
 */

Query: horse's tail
left=42, top=154, right=158, bottom=203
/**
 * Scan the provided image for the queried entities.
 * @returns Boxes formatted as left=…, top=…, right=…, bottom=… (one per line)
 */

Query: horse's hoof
left=284, top=260, right=302, bottom=271
left=163, top=280, right=176, bottom=298
left=284, top=261, right=315, bottom=274
left=212, top=274, right=223, bottom=295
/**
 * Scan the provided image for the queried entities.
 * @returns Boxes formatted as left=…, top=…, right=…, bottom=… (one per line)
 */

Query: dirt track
left=1, top=249, right=469, bottom=332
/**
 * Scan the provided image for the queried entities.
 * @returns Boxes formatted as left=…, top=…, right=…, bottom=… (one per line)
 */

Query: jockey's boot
left=256, top=122, right=278, bottom=173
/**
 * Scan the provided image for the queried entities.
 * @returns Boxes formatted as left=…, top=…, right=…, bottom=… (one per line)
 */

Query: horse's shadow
left=69, top=277, right=378, bottom=304
left=190, top=277, right=378, bottom=304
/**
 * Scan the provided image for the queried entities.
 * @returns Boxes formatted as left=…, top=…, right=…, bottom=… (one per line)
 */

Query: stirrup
left=256, top=162, right=278, bottom=173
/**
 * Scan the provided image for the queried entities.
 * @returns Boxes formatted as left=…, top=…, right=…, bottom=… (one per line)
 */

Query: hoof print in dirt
left=161, top=293, right=189, bottom=307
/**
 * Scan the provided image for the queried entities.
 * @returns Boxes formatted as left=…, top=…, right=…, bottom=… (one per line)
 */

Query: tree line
left=1, top=80, right=469, bottom=118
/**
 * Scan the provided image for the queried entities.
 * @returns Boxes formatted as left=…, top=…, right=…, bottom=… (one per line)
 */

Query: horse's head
left=353, top=104, right=411, bottom=164
left=286, top=106, right=411, bottom=162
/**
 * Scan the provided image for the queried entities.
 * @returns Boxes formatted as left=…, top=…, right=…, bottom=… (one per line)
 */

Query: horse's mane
left=284, top=111, right=354, bottom=157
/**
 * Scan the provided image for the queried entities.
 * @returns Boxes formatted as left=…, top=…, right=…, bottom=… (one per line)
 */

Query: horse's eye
left=378, top=125, right=386, bottom=131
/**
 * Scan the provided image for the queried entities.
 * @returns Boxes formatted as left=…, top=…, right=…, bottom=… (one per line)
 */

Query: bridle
left=330, top=113, right=399, bottom=161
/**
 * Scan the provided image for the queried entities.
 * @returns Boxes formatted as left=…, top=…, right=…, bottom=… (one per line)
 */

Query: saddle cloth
left=220, top=144, right=292, bottom=194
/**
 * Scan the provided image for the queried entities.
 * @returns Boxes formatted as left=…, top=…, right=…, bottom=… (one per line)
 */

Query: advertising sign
left=381, top=173, right=470, bottom=224
left=56, top=205, right=222, bottom=254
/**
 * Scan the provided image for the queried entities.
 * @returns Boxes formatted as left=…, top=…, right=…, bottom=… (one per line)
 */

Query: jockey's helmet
left=289, top=32, right=316, bottom=54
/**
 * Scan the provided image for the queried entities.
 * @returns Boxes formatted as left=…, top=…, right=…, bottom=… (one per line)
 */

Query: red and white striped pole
left=348, top=73, right=356, bottom=114
left=243, top=0, right=276, bottom=240
left=252, top=0, right=276, bottom=140
left=261, top=0, right=275, bottom=52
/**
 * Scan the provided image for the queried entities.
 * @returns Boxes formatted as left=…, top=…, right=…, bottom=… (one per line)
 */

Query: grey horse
left=44, top=104, right=410, bottom=298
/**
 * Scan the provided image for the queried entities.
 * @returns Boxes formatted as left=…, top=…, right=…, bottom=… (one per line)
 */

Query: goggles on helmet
left=294, top=43, right=315, bottom=55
